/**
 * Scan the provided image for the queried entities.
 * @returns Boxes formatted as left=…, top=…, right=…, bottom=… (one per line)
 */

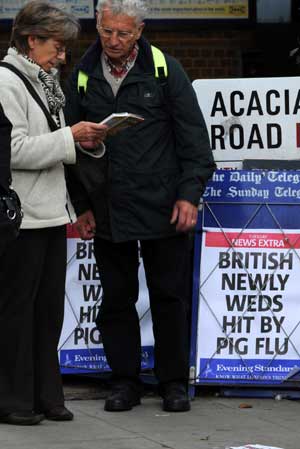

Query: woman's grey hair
left=10, top=0, right=80, bottom=55
left=96, top=0, right=148, bottom=24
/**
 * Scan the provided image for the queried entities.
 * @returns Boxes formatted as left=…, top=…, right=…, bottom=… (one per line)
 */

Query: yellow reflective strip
left=77, top=70, right=89, bottom=93
left=151, top=45, right=168, bottom=78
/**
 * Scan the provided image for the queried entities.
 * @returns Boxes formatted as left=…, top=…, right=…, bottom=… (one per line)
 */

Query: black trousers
left=94, top=234, right=191, bottom=384
left=0, top=226, right=66, bottom=414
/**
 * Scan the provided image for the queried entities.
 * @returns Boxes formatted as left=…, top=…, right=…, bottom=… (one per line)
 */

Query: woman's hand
left=71, top=122, right=107, bottom=147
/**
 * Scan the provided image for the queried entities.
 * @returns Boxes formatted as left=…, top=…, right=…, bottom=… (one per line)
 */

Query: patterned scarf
left=104, top=44, right=138, bottom=78
left=38, top=69, right=65, bottom=115
left=19, top=50, right=65, bottom=115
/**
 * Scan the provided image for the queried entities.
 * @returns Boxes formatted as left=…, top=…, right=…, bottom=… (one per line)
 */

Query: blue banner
left=60, top=347, right=154, bottom=374
left=199, top=358, right=300, bottom=385
left=203, top=170, right=300, bottom=204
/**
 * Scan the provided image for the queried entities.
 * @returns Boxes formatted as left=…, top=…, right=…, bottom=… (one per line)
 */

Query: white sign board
left=196, top=228, right=300, bottom=384
left=58, top=226, right=154, bottom=373
left=0, top=0, right=94, bottom=19
left=193, top=77, right=300, bottom=167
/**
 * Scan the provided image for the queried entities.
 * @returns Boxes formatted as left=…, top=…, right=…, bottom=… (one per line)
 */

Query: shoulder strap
left=151, top=45, right=168, bottom=80
left=0, top=61, right=59, bottom=132
left=150, top=45, right=169, bottom=109
left=77, top=70, right=89, bottom=96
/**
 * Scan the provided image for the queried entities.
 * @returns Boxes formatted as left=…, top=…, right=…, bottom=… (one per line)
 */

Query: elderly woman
left=0, top=1, right=106, bottom=425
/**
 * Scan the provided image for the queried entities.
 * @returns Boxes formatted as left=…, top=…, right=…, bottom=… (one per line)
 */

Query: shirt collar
left=103, top=43, right=139, bottom=78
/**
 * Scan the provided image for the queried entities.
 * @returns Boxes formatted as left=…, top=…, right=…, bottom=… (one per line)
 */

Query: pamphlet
left=100, top=112, right=144, bottom=135
left=228, top=445, right=284, bottom=449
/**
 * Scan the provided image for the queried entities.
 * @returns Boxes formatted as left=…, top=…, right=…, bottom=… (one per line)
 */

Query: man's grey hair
left=96, top=0, right=148, bottom=23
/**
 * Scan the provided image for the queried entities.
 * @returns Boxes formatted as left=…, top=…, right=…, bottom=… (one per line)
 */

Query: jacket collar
left=4, top=47, right=59, bottom=83
left=77, top=35, right=156, bottom=77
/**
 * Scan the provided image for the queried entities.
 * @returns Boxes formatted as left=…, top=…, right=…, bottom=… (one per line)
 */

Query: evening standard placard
left=147, top=0, right=248, bottom=19
left=0, top=0, right=94, bottom=19
left=192, top=77, right=300, bottom=167
left=196, top=228, right=300, bottom=384
left=58, top=226, right=154, bottom=374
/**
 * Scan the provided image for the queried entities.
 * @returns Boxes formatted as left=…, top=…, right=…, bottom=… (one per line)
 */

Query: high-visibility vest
left=77, top=44, right=168, bottom=95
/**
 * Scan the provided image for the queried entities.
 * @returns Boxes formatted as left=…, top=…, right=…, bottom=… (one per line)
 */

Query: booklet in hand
left=100, top=112, right=144, bottom=136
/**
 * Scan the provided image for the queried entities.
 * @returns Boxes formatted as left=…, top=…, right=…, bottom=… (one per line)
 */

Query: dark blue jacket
left=64, top=36, right=215, bottom=242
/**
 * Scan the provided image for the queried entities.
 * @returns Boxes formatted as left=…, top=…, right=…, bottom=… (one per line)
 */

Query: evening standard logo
left=74, top=354, right=106, bottom=362
left=216, top=363, right=296, bottom=373
left=60, top=350, right=110, bottom=371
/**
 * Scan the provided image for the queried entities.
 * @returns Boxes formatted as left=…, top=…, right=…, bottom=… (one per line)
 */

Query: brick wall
left=0, top=25, right=255, bottom=81
left=65, top=26, right=255, bottom=81
left=0, top=23, right=297, bottom=81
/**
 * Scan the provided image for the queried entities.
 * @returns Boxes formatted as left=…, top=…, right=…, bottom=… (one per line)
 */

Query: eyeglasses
left=98, top=26, right=135, bottom=42
left=55, top=45, right=66, bottom=56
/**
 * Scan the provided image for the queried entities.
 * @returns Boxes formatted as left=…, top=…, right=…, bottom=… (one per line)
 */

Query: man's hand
left=170, top=200, right=198, bottom=232
left=75, top=210, right=96, bottom=240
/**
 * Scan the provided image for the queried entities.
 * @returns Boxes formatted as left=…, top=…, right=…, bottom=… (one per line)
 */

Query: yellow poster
left=147, top=1, right=249, bottom=19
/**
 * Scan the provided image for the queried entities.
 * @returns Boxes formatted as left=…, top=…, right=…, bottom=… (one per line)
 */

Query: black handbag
left=0, top=91, right=23, bottom=249
left=0, top=187, right=23, bottom=244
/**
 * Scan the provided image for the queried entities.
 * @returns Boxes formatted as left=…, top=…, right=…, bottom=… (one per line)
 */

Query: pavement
left=0, top=378, right=299, bottom=449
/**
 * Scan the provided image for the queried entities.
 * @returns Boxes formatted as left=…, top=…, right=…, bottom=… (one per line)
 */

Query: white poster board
left=0, top=0, right=95, bottom=19
left=58, top=226, right=154, bottom=373
left=196, top=228, right=300, bottom=384
left=193, top=77, right=300, bottom=168
left=147, top=0, right=249, bottom=20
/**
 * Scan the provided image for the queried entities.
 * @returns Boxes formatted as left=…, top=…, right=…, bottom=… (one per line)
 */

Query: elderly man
left=65, top=0, right=215, bottom=412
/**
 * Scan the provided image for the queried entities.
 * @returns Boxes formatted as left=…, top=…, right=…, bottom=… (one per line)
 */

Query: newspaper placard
left=197, top=228, right=300, bottom=384
left=194, top=170, right=300, bottom=385
left=58, top=226, right=154, bottom=373
left=0, top=0, right=94, bottom=19
left=192, top=77, right=300, bottom=167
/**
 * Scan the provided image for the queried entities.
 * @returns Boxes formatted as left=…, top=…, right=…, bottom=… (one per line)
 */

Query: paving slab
left=0, top=395, right=299, bottom=449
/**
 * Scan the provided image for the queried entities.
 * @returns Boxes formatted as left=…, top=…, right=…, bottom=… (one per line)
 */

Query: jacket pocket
left=120, top=169, right=179, bottom=212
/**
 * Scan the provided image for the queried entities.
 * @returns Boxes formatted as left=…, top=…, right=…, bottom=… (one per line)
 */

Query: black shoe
left=0, top=411, right=44, bottom=425
left=161, top=381, right=191, bottom=412
left=44, top=406, right=74, bottom=421
left=105, top=382, right=141, bottom=412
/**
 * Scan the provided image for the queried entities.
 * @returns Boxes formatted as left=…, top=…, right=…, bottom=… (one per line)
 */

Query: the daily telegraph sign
left=194, top=170, right=300, bottom=385
left=192, top=77, right=300, bottom=167
left=202, top=170, right=300, bottom=203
